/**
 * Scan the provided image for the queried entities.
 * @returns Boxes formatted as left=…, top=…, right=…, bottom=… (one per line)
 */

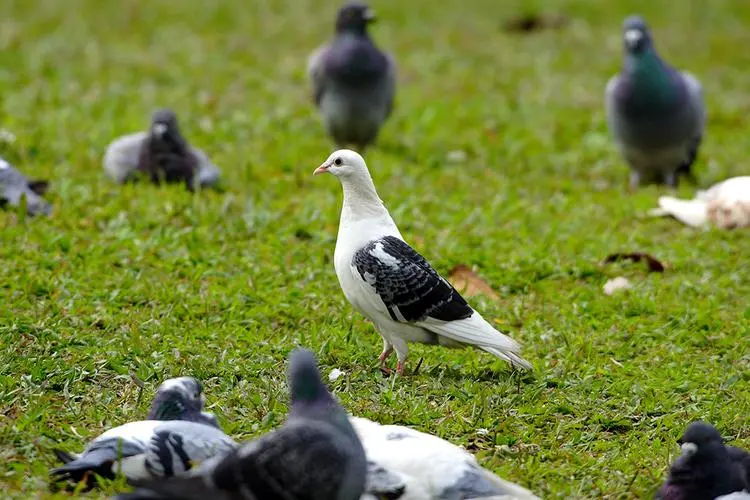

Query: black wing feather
left=353, top=236, right=472, bottom=323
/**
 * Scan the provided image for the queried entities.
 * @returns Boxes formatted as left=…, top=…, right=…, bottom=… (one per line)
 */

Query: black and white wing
left=351, top=236, right=528, bottom=367
left=143, top=421, right=237, bottom=477
left=351, top=235, right=472, bottom=323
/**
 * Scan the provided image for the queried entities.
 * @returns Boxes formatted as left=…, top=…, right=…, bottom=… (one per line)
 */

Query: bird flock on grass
left=0, top=2, right=746, bottom=498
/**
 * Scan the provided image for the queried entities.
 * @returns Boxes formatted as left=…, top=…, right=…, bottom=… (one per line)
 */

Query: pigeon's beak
left=313, top=162, right=330, bottom=176
left=363, top=8, right=376, bottom=22
left=680, top=442, right=698, bottom=457
left=624, top=29, right=643, bottom=48
left=153, top=123, right=168, bottom=137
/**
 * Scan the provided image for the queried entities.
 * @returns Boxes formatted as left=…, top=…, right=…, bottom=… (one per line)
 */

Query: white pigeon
left=649, top=176, right=750, bottom=229
left=351, top=416, right=540, bottom=500
left=314, top=149, right=532, bottom=375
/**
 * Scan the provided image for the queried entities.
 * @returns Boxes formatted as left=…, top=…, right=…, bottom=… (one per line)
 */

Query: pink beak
left=313, top=162, right=330, bottom=175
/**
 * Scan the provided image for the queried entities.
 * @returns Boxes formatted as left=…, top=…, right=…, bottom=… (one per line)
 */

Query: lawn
left=1, top=0, right=749, bottom=498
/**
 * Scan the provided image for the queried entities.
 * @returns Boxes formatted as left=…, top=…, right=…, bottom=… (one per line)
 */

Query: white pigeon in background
left=351, top=416, right=540, bottom=500
left=314, top=149, right=532, bottom=375
left=649, top=176, right=750, bottom=229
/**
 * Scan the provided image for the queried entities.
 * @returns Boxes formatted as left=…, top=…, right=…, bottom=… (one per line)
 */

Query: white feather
left=350, top=416, right=539, bottom=500
left=650, top=177, right=750, bottom=228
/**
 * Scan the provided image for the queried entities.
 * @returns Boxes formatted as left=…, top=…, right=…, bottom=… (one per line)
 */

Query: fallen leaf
left=603, top=276, right=632, bottom=296
left=448, top=264, right=500, bottom=302
left=603, top=252, right=666, bottom=272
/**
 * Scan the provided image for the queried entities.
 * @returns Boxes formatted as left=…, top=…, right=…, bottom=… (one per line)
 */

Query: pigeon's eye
left=334, top=158, right=343, bottom=166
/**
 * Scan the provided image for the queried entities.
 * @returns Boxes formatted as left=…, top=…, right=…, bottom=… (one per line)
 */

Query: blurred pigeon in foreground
left=605, top=15, right=705, bottom=189
left=117, top=348, right=367, bottom=500
left=50, top=377, right=233, bottom=489
left=655, top=421, right=748, bottom=500
left=104, top=109, right=221, bottom=190
left=649, top=176, right=750, bottom=228
left=308, top=2, right=396, bottom=151
left=314, top=150, right=531, bottom=376
left=0, top=157, right=51, bottom=216
left=352, top=416, right=540, bottom=500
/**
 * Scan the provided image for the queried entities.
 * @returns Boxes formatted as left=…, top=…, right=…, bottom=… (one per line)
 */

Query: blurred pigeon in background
left=116, top=348, right=367, bottom=500
left=351, top=416, right=540, bottom=500
left=103, top=109, right=221, bottom=190
left=50, top=377, right=235, bottom=490
left=649, top=176, right=750, bottom=228
left=605, top=15, right=705, bottom=189
left=314, top=150, right=531, bottom=376
left=655, top=421, right=748, bottom=500
left=0, top=157, right=51, bottom=216
left=308, top=2, right=396, bottom=151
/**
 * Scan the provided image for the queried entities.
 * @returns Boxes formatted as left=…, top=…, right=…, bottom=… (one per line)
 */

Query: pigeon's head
left=677, top=421, right=726, bottom=460
left=149, top=108, right=181, bottom=139
left=335, top=2, right=376, bottom=35
left=147, top=376, right=206, bottom=421
left=288, top=348, right=335, bottom=409
left=314, top=149, right=370, bottom=181
left=622, top=15, right=653, bottom=54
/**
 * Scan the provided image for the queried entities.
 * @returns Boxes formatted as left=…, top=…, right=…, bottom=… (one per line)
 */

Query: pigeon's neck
left=623, top=50, right=679, bottom=109
left=148, top=398, right=193, bottom=421
left=339, top=174, right=391, bottom=225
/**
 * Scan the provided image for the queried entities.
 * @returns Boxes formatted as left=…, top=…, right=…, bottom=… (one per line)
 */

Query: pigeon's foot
left=628, top=171, right=641, bottom=191
left=395, top=361, right=405, bottom=376
left=663, top=171, right=678, bottom=188
left=378, top=348, right=394, bottom=377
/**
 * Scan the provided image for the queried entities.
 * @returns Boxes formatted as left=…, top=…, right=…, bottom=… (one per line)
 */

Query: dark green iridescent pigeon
left=605, top=15, right=706, bottom=189
left=117, top=348, right=368, bottom=500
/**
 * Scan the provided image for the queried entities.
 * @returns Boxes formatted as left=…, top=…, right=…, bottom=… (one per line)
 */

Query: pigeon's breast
left=325, top=40, right=389, bottom=89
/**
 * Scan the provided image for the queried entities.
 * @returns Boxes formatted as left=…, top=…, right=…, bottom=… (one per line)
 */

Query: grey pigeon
left=103, top=109, right=221, bottom=190
left=605, top=15, right=705, bottom=189
left=0, top=157, right=51, bottom=216
left=116, top=348, right=368, bottom=500
left=314, top=150, right=531, bottom=376
left=655, top=421, right=749, bottom=500
left=50, top=377, right=235, bottom=489
left=308, top=2, right=396, bottom=151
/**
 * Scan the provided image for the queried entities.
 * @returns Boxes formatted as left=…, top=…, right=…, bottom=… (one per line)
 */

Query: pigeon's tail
left=477, top=468, right=541, bottom=500
left=652, top=196, right=708, bottom=227
left=52, top=448, right=79, bottom=465
left=49, top=447, right=118, bottom=488
left=421, top=313, right=531, bottom=370
left=480, top=347, right=533, bottom=371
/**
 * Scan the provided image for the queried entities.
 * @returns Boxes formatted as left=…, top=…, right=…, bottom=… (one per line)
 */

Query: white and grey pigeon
left=103, top=108, right=221, bottom=190
left=655, top=422, right=749, bottom=500
left=352, top=416, right=540, bottom=500
left=0, top=156, right=51, bottom=216
left=115, top=348, right=368, bottom=500
left=314, top=149, right=532, bottom=376
left=649, top=176, right=750, bottom=229
left=50, top=377, right=236, bottom=489
left=605, top=15, right=706, bottom=189
left=308, top=2, right=396, bottom=151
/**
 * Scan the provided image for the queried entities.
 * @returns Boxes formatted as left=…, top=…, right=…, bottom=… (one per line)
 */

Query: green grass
left=1, top=0, right=749, bottom=498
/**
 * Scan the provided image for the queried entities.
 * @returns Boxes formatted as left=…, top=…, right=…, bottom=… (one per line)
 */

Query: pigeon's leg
left=663, top=170, right=678, bottom=188
left=378, top=340, right=394, bottom=376
left=392, top=338, right=409, bottom=376
left=628, top=171, right=642, bottom=191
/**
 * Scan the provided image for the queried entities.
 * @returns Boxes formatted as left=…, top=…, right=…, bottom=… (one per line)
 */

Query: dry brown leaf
left=448, top=264, right=500, bottom=302
left=603, top=252, right=666, bottom=272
